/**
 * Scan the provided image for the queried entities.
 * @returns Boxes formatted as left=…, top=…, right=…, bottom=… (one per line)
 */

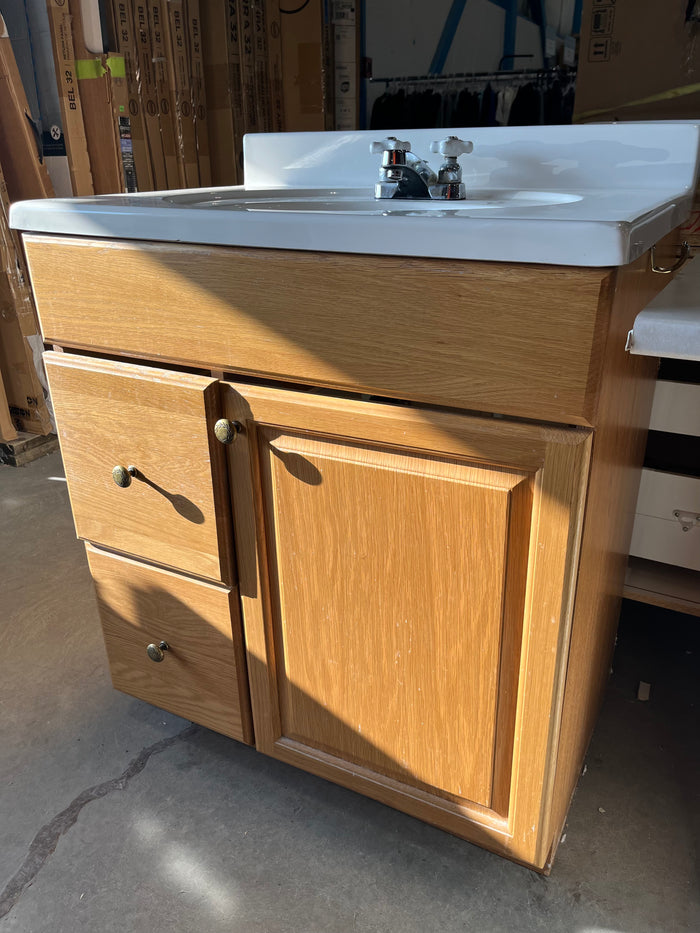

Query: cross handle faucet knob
left=370, top=136, right=412, bottom=155
left=430, top=136, right=474, bottom=158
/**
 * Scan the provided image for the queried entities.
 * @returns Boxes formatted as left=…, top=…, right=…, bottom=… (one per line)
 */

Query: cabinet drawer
left=630, top=469, right=700, bottom=571
left=45, top=352, right=232, bottom=582
left=649, top=380, right=700, bottom=436
left=87, top=546, right=253, bottom=742
left=25, top=236, right=611, bottom=425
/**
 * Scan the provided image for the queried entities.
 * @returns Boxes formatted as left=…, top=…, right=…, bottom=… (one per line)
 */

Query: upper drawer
left=24, top=235, right=611, bottom=425
left=649, top=380, right=700, bottom=436
left=45, top=353, right=232, bottom=583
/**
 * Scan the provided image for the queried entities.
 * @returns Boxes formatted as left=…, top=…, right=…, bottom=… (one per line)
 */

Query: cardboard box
left=280, top=0, right=325, bottom=131
left=574, top=2, right=700, bottom=249
left=45, top=0, right=94, bottom=196
left=0, top=14, right=54, bottom=202
left=252, top=0, right=271, bottom=131
left=574, top=1, right=700, bottom=122
left=187, top=0, right=212, bottom=186
left=67, top=0, right=125, bottom=194
left=331, top=1, right=359, bottom=131
left=0, top=361, right=17, bottom=442
left=5, top=2, right=66, bottom=181
left=201, top=0, right=239, bottom=185
left=132, top=1, right=168, bottom=190
left=226, top=0, right=246, bottom=181
left=0, top=165, right=53, bottom=436
left=103, top=53, right=138, bottom=193
left=110, top=0, right=154, bottom=191
left=166, top=0, right=200, bottom=187
left=147, top=1, right=183, bottom=188
left=265, top=0, right=284, bottom=131
left=238, top=0, right=259, bottom=134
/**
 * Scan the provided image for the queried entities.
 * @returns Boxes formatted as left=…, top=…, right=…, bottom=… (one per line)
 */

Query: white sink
left=10, top=123, right=700, bottom=266
left=164, top=188, right=583, bottom=213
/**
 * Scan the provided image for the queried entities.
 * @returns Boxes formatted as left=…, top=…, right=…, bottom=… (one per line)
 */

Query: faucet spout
left=376, top=160, right=435, bottom=199
left=370, top=137, right=436, bottom=200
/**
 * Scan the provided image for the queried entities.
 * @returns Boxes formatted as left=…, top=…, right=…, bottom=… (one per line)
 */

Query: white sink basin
left=10, top=123, right=700, bottom=266
left=164, top=188, right=583, bottom=213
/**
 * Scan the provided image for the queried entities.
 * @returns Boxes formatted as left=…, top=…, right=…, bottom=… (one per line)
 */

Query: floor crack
left=0, top=723, right=199, bottom=920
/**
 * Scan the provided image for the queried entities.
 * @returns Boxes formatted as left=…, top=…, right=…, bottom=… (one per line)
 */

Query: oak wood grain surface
left=86, top=545, right=253, bottom=743
left=223, top=381, right=592, bottom=868
left=24, top=235, right=610, bottom=425
left=624, top=557, right=700, bottom=617
left=45, top=352, right=232, bottom=583
left=545, top=243, right=671, bottom=868
left=260, top=429, right=530, bottom=809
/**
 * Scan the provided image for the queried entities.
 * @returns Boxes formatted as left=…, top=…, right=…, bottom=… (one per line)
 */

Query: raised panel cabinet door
left=44, top=352, right=233, bottom=582
left=222, top=382, right=592, bottom=869
left=86, top=545, right=253, bottom=743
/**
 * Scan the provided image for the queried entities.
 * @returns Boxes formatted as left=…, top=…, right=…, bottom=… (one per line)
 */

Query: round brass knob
left=214, top=419, right=242, bottom=444
left=146, top=641, right=169, bottom=662
left=112, top=465, right=137, bottom=487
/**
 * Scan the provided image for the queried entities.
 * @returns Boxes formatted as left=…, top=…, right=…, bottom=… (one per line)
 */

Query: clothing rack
left=370, top=66, right=575, bottom=90
left=368, top=68, right=577, bottom=130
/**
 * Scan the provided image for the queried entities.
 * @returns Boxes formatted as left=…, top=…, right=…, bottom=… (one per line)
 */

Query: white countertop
left=10, top=123, right=700, bottom=267
left=629, top=256, right=700, bottom=361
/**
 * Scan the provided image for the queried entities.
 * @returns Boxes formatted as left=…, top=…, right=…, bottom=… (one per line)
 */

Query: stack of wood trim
left=102, top=0, right=226, bottom=191
left=42, top=1, right=357, bottom=193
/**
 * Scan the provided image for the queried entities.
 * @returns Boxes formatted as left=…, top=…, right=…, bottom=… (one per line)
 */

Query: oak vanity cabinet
left=25, top=235, right=676, bottom=871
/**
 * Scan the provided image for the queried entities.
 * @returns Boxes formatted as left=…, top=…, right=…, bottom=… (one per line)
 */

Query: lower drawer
left=630, top=469, right=700, bottom=572
left=86, top=545, right=253, bottom=743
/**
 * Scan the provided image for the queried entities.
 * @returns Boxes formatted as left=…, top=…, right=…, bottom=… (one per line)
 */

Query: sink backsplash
left=243, top=123, right=700, bottom=194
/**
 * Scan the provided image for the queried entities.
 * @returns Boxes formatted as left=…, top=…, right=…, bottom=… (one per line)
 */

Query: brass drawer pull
left=112, top=464, right=138, bottom=487
left=214, top=419, right=242, bottom=444
left=146, top=641, right=170, bottom=662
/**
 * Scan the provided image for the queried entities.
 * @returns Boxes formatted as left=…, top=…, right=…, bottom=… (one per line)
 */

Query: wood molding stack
left=32, top=2, right=361, bottom=194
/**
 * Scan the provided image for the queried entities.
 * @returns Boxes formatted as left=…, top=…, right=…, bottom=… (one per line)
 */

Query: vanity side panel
left=544, top=247, right=670, bottom=867
left=23, top=235, right=609, bottom=425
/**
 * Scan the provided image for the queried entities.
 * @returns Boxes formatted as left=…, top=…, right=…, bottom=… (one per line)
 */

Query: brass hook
left=651, top=240, right=692, bottom=274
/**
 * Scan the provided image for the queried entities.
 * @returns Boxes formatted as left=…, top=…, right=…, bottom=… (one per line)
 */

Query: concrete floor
left=1, top=451, right=698, bottom=933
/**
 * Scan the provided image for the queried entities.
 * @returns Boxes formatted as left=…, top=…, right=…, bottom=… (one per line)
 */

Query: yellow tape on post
left=75, top=58, right=107, bottom=80
left=106, top=55, right=126, bottom=78
left=576, top=82, right=700, bottom=121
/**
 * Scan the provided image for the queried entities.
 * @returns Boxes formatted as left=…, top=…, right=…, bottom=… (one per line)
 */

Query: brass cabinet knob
left=146, top=641, right=170, bottom=662
left=112, top=465, right=137, bottom=487
left=214, top=418, right=242, bottom=444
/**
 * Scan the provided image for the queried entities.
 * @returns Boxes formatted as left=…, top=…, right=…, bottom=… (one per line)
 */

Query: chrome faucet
left=370, top=135, right=473, bottom=200
left=370, top=137, right=437, bottom=199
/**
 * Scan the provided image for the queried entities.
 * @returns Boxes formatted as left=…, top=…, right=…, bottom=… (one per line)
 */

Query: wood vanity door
left=44, top=352, right=233, bottom=582
left=223, top=383, right=592, bottom=867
